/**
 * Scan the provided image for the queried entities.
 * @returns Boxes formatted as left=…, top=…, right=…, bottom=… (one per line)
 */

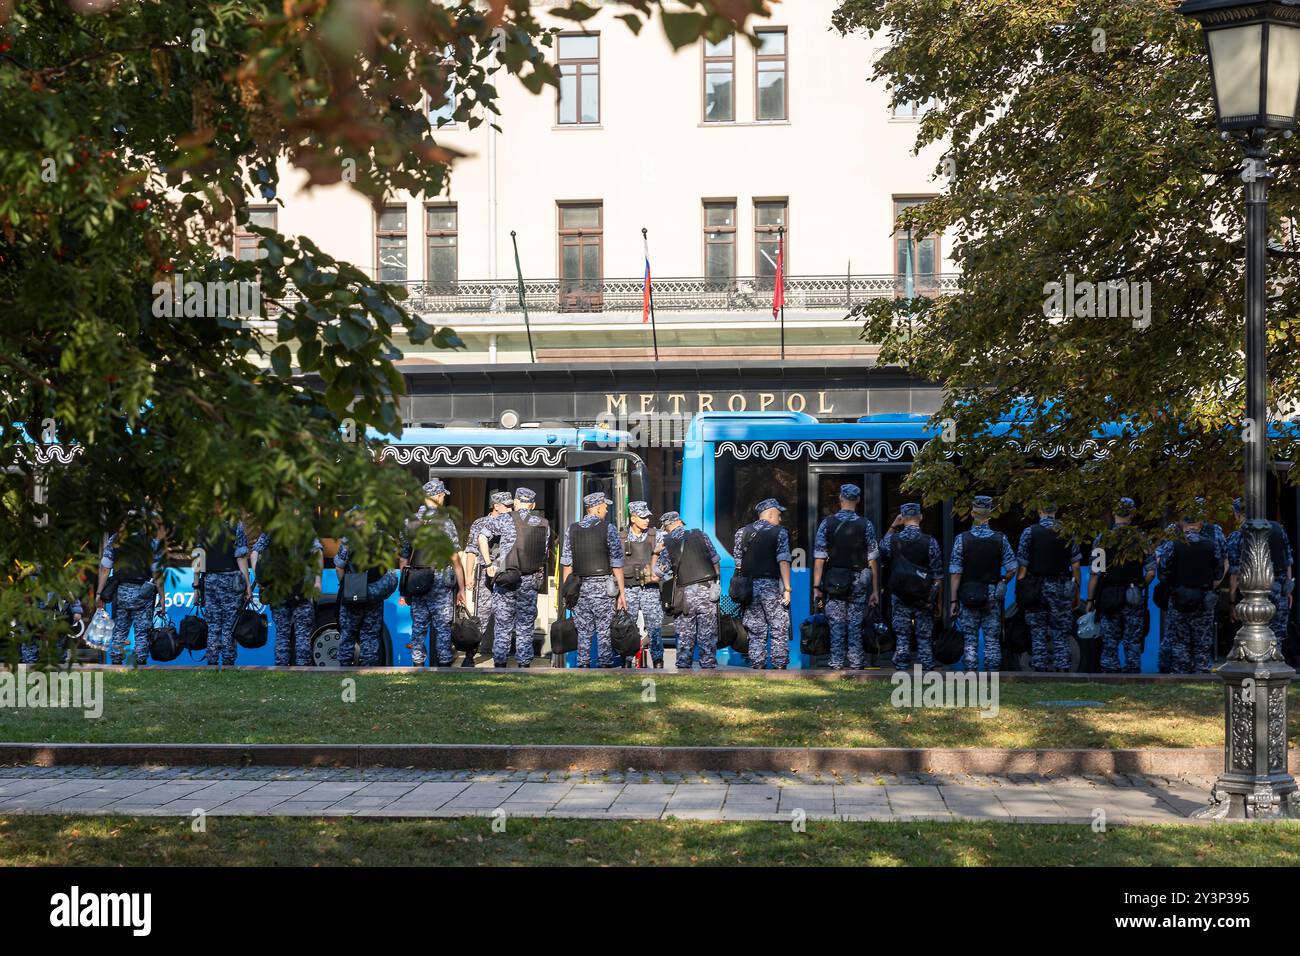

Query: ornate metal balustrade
left=263, top=273, right=959, bottom=317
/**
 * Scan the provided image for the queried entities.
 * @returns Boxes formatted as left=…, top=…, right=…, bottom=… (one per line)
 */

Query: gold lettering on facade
left=667, top=393, right=686, bottom=414
left=787, top=393, right=806, bottom=413
left=817, top=391, right=834, bottom=414
left=698, top=393, right=714, bottom=412
left=606, top=394, right=628, bottom=414
left=759, top=393, right=775, bottom=411
left=728, top=394, right=747, bottom=412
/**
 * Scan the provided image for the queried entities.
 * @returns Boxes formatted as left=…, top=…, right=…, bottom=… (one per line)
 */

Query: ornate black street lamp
left=1179, top=0, right=1300, bottom=818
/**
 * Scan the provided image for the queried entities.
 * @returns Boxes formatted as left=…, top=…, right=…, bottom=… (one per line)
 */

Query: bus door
left=561, top=449, right=649, bottom=666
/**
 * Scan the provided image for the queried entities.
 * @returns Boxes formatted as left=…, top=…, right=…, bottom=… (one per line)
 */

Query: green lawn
left=0, top=670, right=1279, bottom=749
left=3, top=815, right=1298, bottom=866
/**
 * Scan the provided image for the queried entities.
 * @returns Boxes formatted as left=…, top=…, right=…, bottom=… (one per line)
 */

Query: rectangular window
left=703, top=36, right=734, bottom=123
left=754, top=200, right=787, bottom=283
left=558, top=34, right=600, bottom=125
left=893, top=197, right=939, bottom=295
left=425, top=204, right=457, bottom=289
left=755, top=28, right=787, bottom=121
left=428, top=80, right=457, bottom=127
left=703, top=201, right=736, bottom=283
left=376, top=205, right=408, bottom=283
left=558, top=202, right=602, bottom=311
left=892, top=98, right=934, bottom=119
left=235, top=207, right=276, bottom=261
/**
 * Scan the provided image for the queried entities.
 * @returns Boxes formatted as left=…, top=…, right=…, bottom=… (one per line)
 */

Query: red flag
left=771, top=232, right=784, bottom=320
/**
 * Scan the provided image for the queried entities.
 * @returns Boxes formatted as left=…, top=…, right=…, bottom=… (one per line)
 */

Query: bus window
left=714, top=455, right=805, bottom=554
left=881, top=473, right=942, bottom=541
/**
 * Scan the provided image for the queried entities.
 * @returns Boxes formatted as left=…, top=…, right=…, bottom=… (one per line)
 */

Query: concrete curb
left=0, top=742, right=1274, bottom=776
left=75, top=664, right=1223, bottom=684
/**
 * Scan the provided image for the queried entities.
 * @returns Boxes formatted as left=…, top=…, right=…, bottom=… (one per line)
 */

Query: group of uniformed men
left=78, top=478, right=1295, bottom=674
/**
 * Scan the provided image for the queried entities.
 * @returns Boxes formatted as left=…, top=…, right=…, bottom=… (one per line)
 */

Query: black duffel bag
left=178, top=606, right=208, bottom=652
left=660, top=578, right=678, bottom=615
left=1002, top=603, right=1030, bottom=654
left=451, top=605, right=481, bottom=653
left=716, top=612, right=747, bottom=655
left=549, top=614, right=578, bottom=654
left=560, top=572, right=582, bottom=610
left=478, top=616, right=495, bottom=658
left=932, top=618, right=964, bottom=667
left=147, top=609, right=181, bottom=663
left=401, top=567, right=439, bottom=599
left=1096, top=584, right=1126, bottom=615
left=494, top=567, right=523, bottom=591
left=728, top=573, right=753, bottom=607
left=233, top=601, right=269, bottom=649
left=800, top=614, right=831, bottom=657
left=862, top=601, right=895, bottom=655
left=820, top=566, right=854, bottom=601
left=610, top=610, right=642, bottom=658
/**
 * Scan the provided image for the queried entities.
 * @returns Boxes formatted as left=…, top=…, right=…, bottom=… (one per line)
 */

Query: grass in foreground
left=3, top=815, right=1299, bottom=866
left=0, top=670, right=1280, bottom=749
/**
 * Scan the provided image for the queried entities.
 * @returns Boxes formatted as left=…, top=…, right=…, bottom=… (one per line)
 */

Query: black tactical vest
left=623, top=534, right=655, bottom=583
left=960, top=531, right=1003, bottom=585
left=407, top=514, right=447, bottom=569
left=671, top=530, right=717, bottom=586
left=827, top=517, right=869, bottom=571
left=508, top=511, right=549, bottom=575
left=897, top=532, right=934, bottom=571
left=1026, top=523, right=1071, bottom=577
left=741, top=524, right=782, bottom=579
left=1102, top=527, right=1146, bottom=585
left=113, top=533, right=154, bottom=582
left=1171, top=536, right=1217, bottom=590
left=570, top=521, right=612, bottom=577
left=200, top=525, right=239, bottom=574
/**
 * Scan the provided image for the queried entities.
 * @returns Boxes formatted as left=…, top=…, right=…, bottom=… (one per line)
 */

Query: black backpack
left=862, top=602, right=895, bottom=655
left=610, top=610, right=642, bottom=658
left=451, top=605, right=481, bottom=653
left=148, top=610, right=181, bottom=663
left=717, top=612, right=747, bottom=655
left=233, top=602, right=269, bottom=649
left=1002, top=603, right=1030, bottom=654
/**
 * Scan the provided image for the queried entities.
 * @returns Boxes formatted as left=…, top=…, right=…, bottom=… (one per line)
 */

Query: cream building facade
left=247, top=0, right=955, bottom=365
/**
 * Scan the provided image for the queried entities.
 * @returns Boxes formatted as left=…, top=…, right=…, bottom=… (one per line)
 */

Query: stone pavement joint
left=0, top=765, right=1224, bottom=825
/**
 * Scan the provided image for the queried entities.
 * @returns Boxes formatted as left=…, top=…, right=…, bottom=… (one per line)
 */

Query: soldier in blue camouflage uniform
left=480, top=487, right=551, bottom=668
left=734, top=498, right=794, bottom=669
left=198, top=521, right=255, bottom=667
left=655, top=511, right=720, bottom=670
left=560, top=491, right=625, bottom=668
left=812, top=484, right=879, bottom=670
left=1156, top=508, right=1227, bottom=674
left=623, top=501, right=666, bottom=667
left=880, top=503, right=944, bottom=671
left=948, top=496, right=1016, bottom=671
left=333, top=531, right=399, bottom=667
left=463, top=491, right=513, bottom=667
left=96, top=519, right=166, bottom=665
left=1227, top=496, right=1294, bottom=648
left=1084, top=498, right=1154, bottom=673
left=251, top=531, right=323, bottom=666
left=19, top=570, right=85, bottom=665
left=400, top=479, right=465, bottom=667
left=1016, top=505, right=1082, bottom=672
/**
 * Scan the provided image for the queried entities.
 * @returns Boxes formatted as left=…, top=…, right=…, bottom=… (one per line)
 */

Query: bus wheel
left=310, top=623, right=393, bottom=667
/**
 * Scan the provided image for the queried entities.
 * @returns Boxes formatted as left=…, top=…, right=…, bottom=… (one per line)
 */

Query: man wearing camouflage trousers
left=400, top=479, right=465, bottom=667
left=655, top=511, right=720, bottom=670
left=734, top=498, right=793, bottom=669
left=948, top=496, right=1016, bottom=672
left=251, top=530, right=323, bottom=666
left=560, top=491, right=625, bottom=668
left=480, top=487, right=551, bottom=668
left=1156, top=510, right=1226, bottom=674
left=334, top=534, right=398, bottom=667
left=1085, top=497, right=1154, bottom=674
left=623, top=500, right=666, bottom=667
left=1017, top=504, right=1081, bottom=672
left=464, top=490, right=513, bottom=666
left=97, top=521, right=165, bottom=665
left=812, top=483, right=879, bottom=670
left=880, top=503, right=944, bottom=671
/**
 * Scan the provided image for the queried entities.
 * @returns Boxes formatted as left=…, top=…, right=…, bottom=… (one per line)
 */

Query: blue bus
left=678, top=411, right=1299, bottom=672
left=146, top=425, right=646, bottom=666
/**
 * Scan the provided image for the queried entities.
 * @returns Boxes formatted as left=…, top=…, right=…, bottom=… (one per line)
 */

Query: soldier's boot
left=493, top=660, right=507, bottom=668
left=461, top=652, right=476, bottom=667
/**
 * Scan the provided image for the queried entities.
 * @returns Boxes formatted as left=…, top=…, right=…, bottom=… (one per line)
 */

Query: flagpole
left=510, top=230, right=535, bottom=364
left=641, top=227, right=659, bottom=362
left=779, top=226, right=786, bottom=361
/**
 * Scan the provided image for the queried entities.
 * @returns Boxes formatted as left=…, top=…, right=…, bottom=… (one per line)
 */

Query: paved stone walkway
left=0, top=765, right=1215, bottom=823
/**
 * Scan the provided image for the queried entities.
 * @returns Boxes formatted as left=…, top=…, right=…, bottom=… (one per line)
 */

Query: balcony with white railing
left=260, top=272, right=959, bottom=322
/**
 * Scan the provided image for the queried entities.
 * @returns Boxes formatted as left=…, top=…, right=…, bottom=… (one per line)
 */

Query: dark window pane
left=560, top=205, right=601, bottom=229
left=248, top=208, right=276, bottom=229
left=706, top=242, right=734, bottom=280
left=379, top=208, right=406, bottom=232
left=757, top=68, right=785, bottom=120
left=426, top=207, right=456, bottom=231
left=378, top=237, right=407, bottom=282
left=704, top=69, right=734, bottom=122
left=427, top=240, right=456, bottom=285
left=704, top=204, right=735, bottom=227
left=755, top=203, right=786, bottom=227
